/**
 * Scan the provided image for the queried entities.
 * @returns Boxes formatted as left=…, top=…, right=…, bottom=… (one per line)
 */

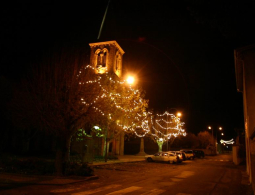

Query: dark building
left=234, top=45, right=255, bottom=191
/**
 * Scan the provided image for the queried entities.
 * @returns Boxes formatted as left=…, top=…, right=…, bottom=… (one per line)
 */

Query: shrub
left=65, top=162, right=94, bottom=176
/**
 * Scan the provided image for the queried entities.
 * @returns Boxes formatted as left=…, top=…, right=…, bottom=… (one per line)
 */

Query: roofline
left=89, top=40, right=125, bottom=54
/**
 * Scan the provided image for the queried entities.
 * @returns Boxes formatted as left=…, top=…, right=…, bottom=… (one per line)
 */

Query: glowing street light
left=126, top=76, right=135, bottom=85
left=177, top=112, right=182, bottom=117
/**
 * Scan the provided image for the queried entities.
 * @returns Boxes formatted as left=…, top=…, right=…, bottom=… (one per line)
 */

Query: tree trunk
left=55, top=135, right=72, bottom=176
left=157, top=140, right=164, bottom=152
left=136, top=137, right=146, bottom=156
left=103, top=126, right=108, bottom=162
left=104, top=141, right=109, bottom=162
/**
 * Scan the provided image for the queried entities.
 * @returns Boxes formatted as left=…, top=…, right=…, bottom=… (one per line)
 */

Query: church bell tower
left=89, top=40, right=125, bottom=78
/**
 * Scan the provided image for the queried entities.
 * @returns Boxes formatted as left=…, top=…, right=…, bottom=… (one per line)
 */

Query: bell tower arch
left=89, top=40, right=125, bottom=77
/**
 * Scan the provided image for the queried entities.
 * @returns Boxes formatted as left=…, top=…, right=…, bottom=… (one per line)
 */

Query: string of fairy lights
left=77, top=65, right=186, bottom=140
left=150, top=111, right=186, bottom=142
left=220, top=139, right=234, bottom=145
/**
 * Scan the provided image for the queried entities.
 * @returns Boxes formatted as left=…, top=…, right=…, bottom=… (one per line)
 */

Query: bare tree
left=10, top=47, right=110, bottom=175
left=197, top=131, right=214, bottom=150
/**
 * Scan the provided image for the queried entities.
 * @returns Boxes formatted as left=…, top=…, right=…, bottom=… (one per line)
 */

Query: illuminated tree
left=95, top=73, right=149, bottom=161
left=148, top=111, right=186, bottom=152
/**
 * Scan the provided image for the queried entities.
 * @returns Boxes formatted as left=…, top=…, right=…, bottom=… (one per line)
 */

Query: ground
left=0, top=154, right=253, bottom=195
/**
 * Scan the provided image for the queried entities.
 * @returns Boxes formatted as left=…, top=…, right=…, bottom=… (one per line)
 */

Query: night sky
left=1, top=1, right=255, bottom=140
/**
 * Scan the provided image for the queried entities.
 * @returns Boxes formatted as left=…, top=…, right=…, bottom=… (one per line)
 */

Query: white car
left=180, top=150, right=195, bottom=160
left=145, top=152, right=181, bottom=164
left=167, top=151, right=184, bottom=162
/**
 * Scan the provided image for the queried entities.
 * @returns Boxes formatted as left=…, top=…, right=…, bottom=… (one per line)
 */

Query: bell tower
left=89, top=40, right=125, bottom=77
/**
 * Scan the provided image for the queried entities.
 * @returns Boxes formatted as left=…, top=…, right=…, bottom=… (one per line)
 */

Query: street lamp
left=126, top=75, right=135, bottom=85
left=208, top=126, right=223, bottom=154
left=177, top=112, right=182, bottom=117
left=208, top=126, right=223, bottom=143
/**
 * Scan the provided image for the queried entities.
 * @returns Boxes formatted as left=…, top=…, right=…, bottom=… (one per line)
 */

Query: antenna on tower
left=97, top=0, right=111, bottom=40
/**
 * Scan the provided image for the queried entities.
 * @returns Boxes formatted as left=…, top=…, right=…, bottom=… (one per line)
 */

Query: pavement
left=0, top=155, right=146, bottom=186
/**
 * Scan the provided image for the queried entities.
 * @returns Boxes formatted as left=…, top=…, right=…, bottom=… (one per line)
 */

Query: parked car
left=145, top=152, right=181, bottom=164
left=167, top=151, right=184, bottom=162
left=193, top=150, right=205, bottom=158
left=180, top=150, right=195, bottom=160
left=179, top=151, right=187, bottom=161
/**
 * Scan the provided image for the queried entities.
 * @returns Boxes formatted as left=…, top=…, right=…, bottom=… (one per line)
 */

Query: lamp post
left=119, top=76, right=136, bottom=156
left=208, top=126, right=223, bottom=154
left=217, top=127, right=222, bottom=144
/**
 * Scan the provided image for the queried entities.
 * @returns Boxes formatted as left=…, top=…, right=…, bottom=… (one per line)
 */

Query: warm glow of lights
left=208, top=126, right=212, bottom=130
left=219, top=127, right=222, bottom=130
left=149, top=111, right=186, bottom=142
left=177, top=112, right=182, bottom=117
left=77, top=65, right=186, bottom=140
left=221, top=133, right=224, bottom=136
left=77, top=65, right=149, bottom=137
left=126, top=76, right=135, bottom=85
left=220, top=139, right=234, bottom=144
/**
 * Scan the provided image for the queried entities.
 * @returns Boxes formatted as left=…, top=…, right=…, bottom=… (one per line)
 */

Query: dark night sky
left=1, top=1, right=255, bottom=139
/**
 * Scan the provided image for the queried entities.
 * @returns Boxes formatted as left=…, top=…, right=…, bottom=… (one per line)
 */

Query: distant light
left=220, top=139, right=234, bottom=144
left=208, top=126, right=212, bottom=130
left=177, top=112, right=182, bottom=117
left=94, top=126, right=100, bottom=130
left=159, top=138, right=163, bottom=142
left=221, top=133, right=224, bottom=136
left=219, top=127, right=222, bottom=130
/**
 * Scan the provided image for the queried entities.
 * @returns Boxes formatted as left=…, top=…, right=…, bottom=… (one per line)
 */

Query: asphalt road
left=1, top=154, right=253, bottom=195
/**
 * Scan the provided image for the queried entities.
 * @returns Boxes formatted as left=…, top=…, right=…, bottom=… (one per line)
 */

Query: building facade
left=89, top=40, right=125, bottom=78
left=234, top=45, right=255, bottom=191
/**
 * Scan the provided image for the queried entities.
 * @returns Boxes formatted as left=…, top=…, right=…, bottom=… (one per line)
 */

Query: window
left=115, top=51, right=121, bottom=71
left=95, top=49, right=107, bottom=68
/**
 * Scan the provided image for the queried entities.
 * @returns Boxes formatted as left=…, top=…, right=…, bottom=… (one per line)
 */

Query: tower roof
left=89, top=40, right=125, bottom=55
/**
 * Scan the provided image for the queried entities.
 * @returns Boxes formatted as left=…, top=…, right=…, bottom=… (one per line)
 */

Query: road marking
left=71, top=184, right=121, bottom=195
left=51, top=188, right=80, bottom=193
left=106, top=186, right=142, bottom=194
left=141, top=188, right=166, bottom=195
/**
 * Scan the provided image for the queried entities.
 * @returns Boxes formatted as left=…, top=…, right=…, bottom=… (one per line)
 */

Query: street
left=0, top=154, right=252, bottom=195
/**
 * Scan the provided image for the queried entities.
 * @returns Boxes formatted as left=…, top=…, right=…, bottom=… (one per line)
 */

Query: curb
left=91, top=159, right=145, bottom=166
left=0, top=174, right=99, bottom=186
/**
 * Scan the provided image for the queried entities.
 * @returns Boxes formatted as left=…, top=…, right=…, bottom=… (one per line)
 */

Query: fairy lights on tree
left=77, top=65, right=149, bottom=160
left=148, top=111, right=186, bottom=152
left=77, top=65, right=186, bottom=155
